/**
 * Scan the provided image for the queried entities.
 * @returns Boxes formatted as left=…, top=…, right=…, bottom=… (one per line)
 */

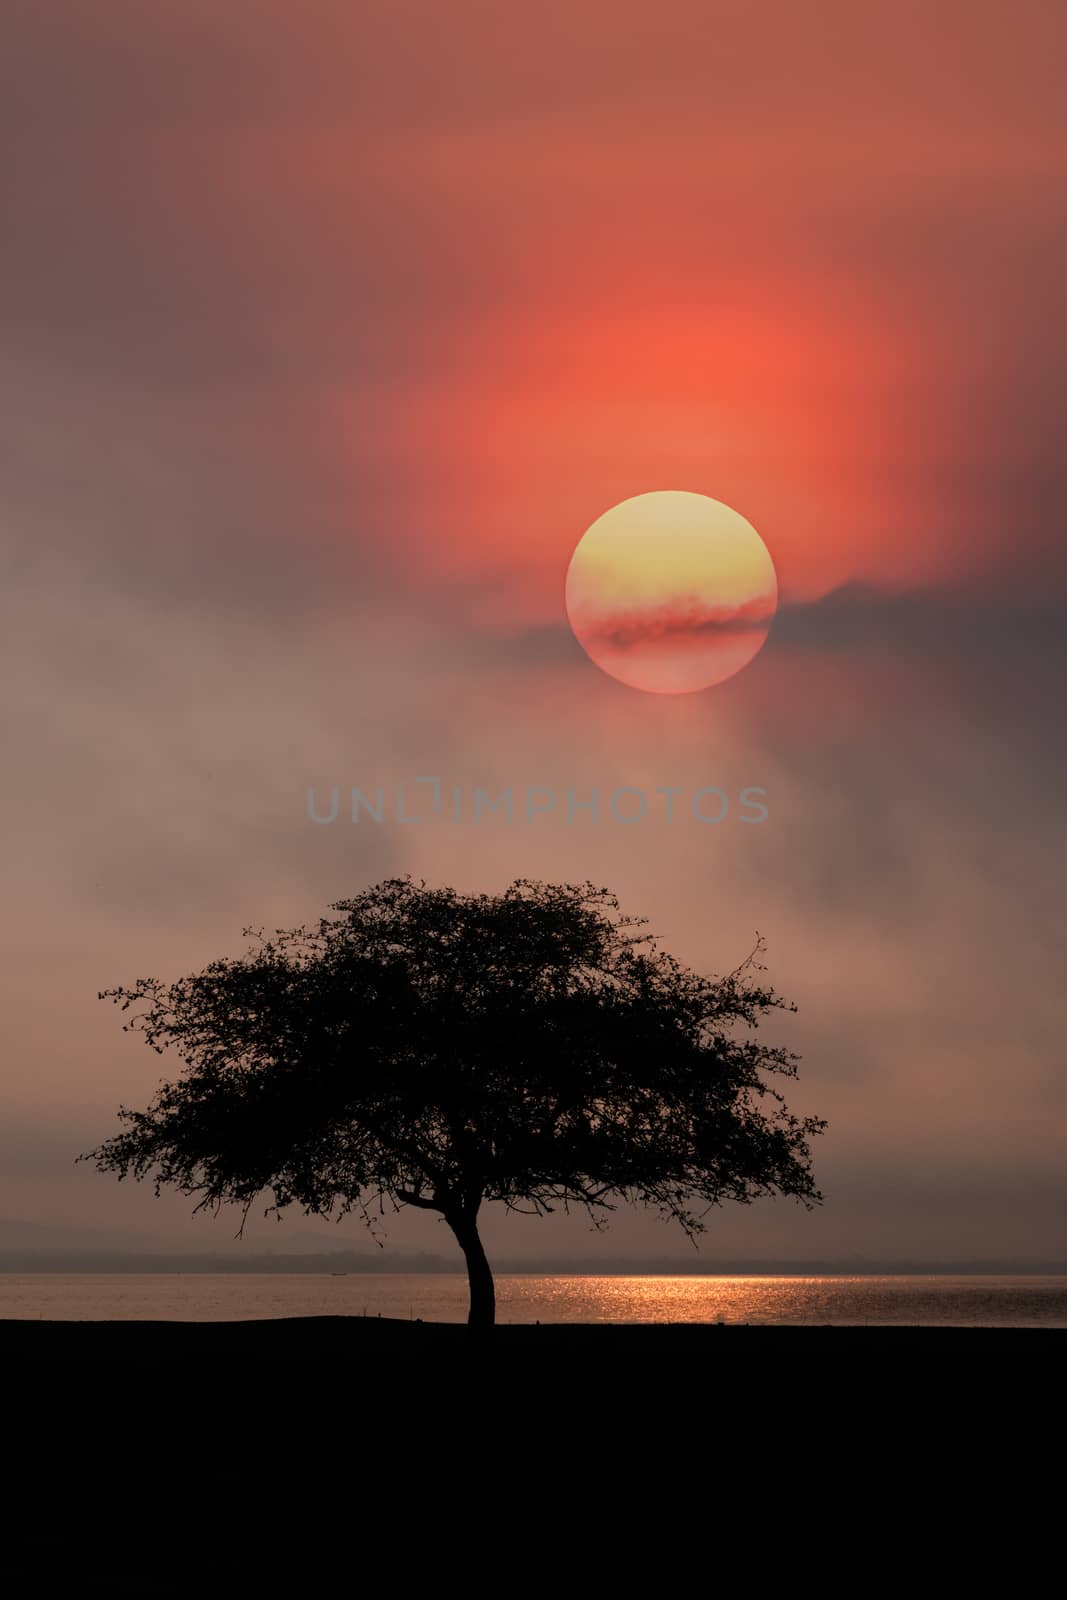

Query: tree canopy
left=85, top=878, right=824, bottom=1324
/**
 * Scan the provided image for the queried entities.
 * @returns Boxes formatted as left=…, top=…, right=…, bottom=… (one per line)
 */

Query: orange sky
left=324, top=205, right=953, bottom=611
left=2, top=0, right=1065, bottom=1264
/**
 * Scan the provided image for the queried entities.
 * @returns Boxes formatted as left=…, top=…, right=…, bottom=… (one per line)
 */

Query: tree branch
left=395, top=1188, right=441, bottom=1211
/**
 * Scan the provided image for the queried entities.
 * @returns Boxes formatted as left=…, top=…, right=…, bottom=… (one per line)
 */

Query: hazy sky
left=2, top=1, right=1065, bottom=1262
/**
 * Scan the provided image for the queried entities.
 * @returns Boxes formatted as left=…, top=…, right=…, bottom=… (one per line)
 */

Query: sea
left=1, top=1273, right=1066, bottom=1326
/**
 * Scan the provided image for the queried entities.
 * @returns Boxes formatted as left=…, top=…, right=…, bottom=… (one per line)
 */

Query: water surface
left=2, top=1273, right=1065, bottom=1326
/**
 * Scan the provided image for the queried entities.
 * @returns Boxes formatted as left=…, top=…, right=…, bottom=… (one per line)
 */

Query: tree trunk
left=447, top=1208, right=496, bottom=1327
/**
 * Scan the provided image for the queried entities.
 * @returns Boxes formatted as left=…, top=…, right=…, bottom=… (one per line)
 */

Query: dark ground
left=4, top=1312, right=1064, bottom=1356
left=7, top=1317, right=1057, bottom=1588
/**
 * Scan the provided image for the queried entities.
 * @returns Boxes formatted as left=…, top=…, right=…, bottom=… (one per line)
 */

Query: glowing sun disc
left=565, top=490, right=778, bottom=693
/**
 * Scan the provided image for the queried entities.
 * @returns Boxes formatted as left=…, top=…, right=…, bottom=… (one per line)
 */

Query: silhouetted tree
left=84, top=878, right=824, bottom=1325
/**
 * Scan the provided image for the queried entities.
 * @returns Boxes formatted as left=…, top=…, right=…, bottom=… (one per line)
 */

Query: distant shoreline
left=3, top=1259, right=1066, bottom=1277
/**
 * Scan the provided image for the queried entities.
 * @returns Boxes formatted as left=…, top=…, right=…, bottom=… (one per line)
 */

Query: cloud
left=581, top=596, right=776, bottom=651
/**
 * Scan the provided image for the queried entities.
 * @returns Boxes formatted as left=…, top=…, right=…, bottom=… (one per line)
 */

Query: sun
left=564, top=490, right=778, bottom=694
